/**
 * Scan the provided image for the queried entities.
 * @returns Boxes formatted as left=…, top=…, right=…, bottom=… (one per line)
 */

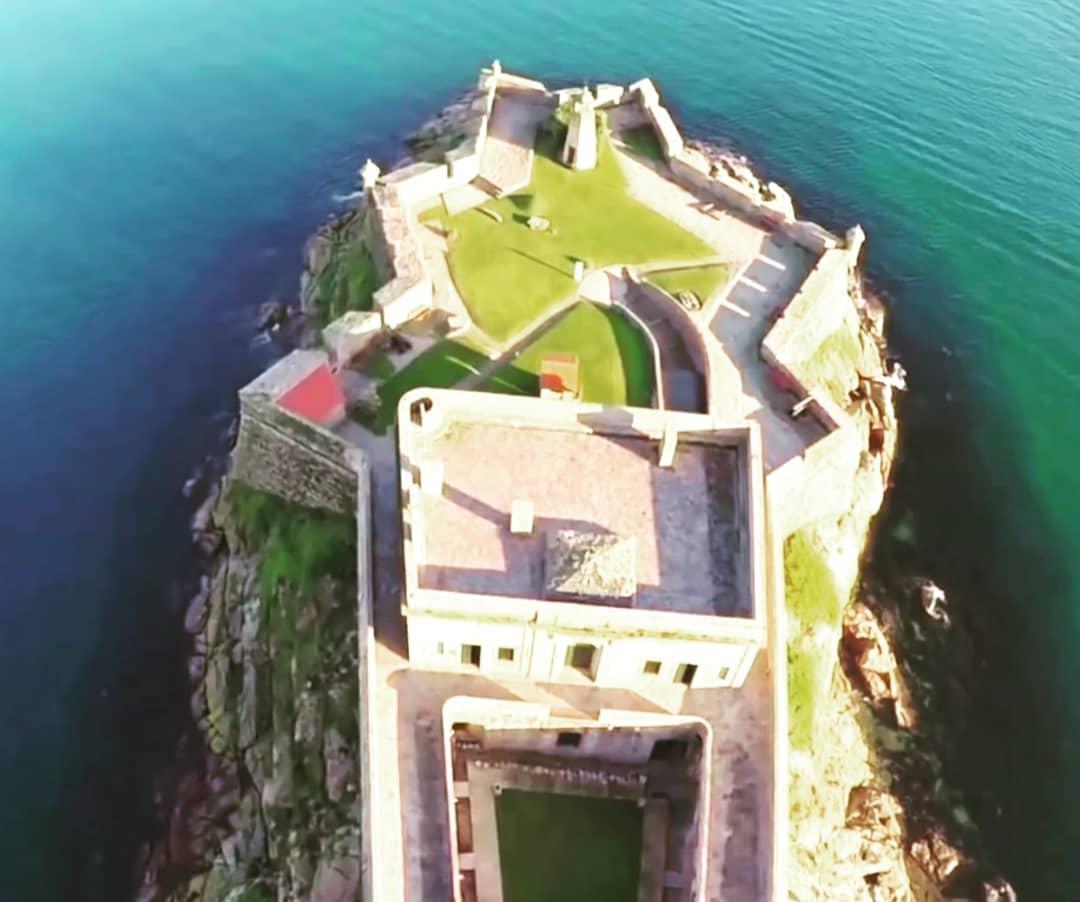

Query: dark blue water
left=2, top=1, right=1078, bottom=897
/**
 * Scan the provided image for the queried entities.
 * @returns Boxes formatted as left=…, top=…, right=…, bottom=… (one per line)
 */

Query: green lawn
left=784, top=530, right=843, bottom=750
left=482, top=303, right=654, bottom=406
left=648, top=264, right=731, bottom=305
left=424, top=124, right=713, bottom=342
left=619, top=124, right=665, bottom=162
left=354, top=339, right=490, bottom=434
left=311, top=241, right=379, bottom=328
left=496, top=790, right=643, bottom=902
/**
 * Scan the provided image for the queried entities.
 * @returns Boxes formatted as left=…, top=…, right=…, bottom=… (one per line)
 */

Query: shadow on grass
left=508, top=246, right=571, bottom=278
left=353, top=339, right=491, bottom=435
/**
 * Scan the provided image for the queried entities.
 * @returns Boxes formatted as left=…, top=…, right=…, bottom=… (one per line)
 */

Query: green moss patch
left=496, top=790, right=643, bottom=902
left=226, top=482, right=355, bottom=600
left=310, top=241, right=379, bottom=328
left=784, top=530, right=842, bottom=630
left=481, top=302, right=654, bottom=406
left=788, top=639, right=825, bottom=751
left=784, top=530, right=844, bottom=751
left=648, top=264, right=731, bottom=305
left=424, top=124, right=712, bottom=342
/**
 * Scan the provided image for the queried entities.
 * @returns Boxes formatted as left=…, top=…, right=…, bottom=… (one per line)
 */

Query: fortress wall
left=764, top=422, right=862, bottom=538
left=493, top=71, right=549, bottom=93
left=351, top=454, right=379, bottom=902
left=761, top=246, right=855, bottom=382
left=479, top=721, right=708, bottom=767
left=784, top=219, right=843, bottom=255
left=376, top=275, right=434, bottom=328
left=232, top=351, right=358, bottom=514
left=383, top=161, right=452, bottom=207
left=630, top=77, right=685, bottom=160
left=763, top=482, right=789, bottom=902
left=231, top=399, right=357, bottom=514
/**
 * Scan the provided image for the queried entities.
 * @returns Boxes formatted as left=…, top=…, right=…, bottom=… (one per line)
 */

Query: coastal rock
left=909, top=827, right=969, bottom=888
left=258, top=300, right=290, bottom=332
left=842, top=600, right=917, bottom=729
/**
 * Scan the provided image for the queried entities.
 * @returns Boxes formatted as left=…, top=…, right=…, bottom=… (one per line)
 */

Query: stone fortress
left=230, top=61, right=893, bottom=902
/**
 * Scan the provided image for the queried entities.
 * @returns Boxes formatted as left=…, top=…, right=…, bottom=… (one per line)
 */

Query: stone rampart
left=760, top=246, right=856, bottom=389
left=231, top=351, right=358, bottom=514
left=628, top=77, right=801, bottom=225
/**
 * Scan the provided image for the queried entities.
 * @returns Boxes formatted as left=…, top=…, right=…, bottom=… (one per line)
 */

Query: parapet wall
left=627, top=78, right=802, bottom=229
left=759, top=235, right=869, bottom=538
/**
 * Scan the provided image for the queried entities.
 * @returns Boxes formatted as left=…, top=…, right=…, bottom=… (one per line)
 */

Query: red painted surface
left=276, top=363, right=346, bottom=425
left=539, top=353, right=580, bottom=396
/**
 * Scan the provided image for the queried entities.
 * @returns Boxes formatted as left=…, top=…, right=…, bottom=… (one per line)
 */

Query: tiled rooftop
left=412, top=421, right=752, bottom=617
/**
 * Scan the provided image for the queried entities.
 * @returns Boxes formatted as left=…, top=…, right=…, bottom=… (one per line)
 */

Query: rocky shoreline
left=134, top=94, right=1013, bottom=902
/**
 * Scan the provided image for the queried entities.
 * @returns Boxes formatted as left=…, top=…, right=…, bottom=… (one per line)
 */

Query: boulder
left=842, top=601, right=917, bottom=729
left=909, top=828, right=968, bottom=888
left=258, top=300, right=290, bottom=332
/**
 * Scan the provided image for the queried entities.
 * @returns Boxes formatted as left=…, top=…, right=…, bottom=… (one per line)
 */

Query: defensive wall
left=760, top=233, right=868, bottom=538
left=231, top=350, right=358, bottom=514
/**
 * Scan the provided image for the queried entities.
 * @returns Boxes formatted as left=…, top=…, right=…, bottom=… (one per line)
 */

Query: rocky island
left=140, top=63, right=1011, bottom=902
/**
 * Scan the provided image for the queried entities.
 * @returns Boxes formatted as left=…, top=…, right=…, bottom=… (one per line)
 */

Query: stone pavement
left=478, top=93, right=552, bottom=196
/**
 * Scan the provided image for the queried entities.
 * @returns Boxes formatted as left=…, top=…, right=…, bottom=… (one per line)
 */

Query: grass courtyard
left=482, top=302, right=654, bottom=407
left=648, top=264, right=732, bottom=306
left=354, top=339, right=490, bottom=435
left=423, top=124, right=713, bottom=343
left=495, top=790, right=643, bottom=902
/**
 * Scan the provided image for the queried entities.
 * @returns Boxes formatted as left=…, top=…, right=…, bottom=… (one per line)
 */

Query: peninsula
left=142, top=63, right=999, bottom=902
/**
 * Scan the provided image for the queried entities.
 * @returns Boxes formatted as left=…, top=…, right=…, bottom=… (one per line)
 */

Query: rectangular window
left=565, top=643, right=597, bottom=673
left=556, top=731, right=583, bottom=748
left=643, top=660, right=662, bottom=676
left=717, top=664, right=732, bottom=683
left=498, top=647, right=515, bottom=662
left=674, top=663, right=698, bottom=687
left=461, top=644, right=482, bottom=667
left=436, top=641, right=445, bottom=656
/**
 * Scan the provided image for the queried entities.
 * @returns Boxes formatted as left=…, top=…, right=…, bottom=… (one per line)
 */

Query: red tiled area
left=414, top=422, right=748, bottom=615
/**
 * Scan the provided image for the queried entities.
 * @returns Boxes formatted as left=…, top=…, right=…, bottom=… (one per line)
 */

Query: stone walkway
left=478, top=93, right=552, bottom=196
left=611, top=141, right=828, bottom=470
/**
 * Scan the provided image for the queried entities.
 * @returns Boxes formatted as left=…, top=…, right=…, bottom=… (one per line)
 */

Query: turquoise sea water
left=2, top=0, right=1078, bottom=897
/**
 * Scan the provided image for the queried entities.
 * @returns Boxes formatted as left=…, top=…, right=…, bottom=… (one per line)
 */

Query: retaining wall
left=634, top=280, right=713, bottom=404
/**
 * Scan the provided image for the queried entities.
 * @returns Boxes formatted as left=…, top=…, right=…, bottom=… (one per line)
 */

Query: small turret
left=360, top=158, right=381, bottom=195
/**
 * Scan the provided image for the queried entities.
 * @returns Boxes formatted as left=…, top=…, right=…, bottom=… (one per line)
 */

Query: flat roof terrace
left=406, top=405, right=754, bottom=618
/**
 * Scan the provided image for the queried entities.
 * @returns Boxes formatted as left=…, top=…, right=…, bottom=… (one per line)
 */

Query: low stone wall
left=634, top=280, right=713, bottom=404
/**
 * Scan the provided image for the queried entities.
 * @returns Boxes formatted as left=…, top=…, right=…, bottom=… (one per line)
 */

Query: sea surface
left=1, top=0, right=1078, bottom=898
